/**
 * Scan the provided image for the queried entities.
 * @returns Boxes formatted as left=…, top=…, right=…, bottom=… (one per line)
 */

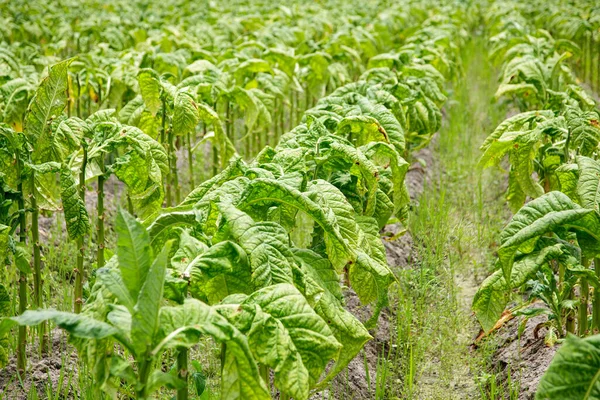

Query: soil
left=0, top=330, right=79, bottom=399
left=477, top=306, right=558, bottom=399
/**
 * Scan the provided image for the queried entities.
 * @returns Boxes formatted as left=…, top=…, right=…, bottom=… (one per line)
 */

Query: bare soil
left=0, top=331, right=79, bottom=399
left=479, top=309, right=557, bottom=399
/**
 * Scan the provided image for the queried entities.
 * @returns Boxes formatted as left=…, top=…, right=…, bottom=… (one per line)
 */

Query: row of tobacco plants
left=0, top=0, right=470, bottom=399
left=472, top=0, right=600, bottom=398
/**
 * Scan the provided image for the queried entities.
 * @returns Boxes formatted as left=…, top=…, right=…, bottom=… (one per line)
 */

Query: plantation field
left=1, top=0, right=600, bottom=399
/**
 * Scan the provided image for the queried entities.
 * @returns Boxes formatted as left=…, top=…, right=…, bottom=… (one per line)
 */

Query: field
left=1, top=0, right=600, bottom=399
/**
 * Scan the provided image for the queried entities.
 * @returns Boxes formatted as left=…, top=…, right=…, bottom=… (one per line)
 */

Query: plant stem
left=172, top=133, right=180, bottom=205
left=127, top=192, right=134, bottom=215
left=594, top=258, right=600, bottom=332
left=16, top=159, right=27, bottom=377
left=177, top=347, right=189, bottom=400
left=259, top=364, right=269, bottom=387
left=220, top=342, right=227, bottom=373
left=74, top=147, right=87, bottom=314
left=212, top=138, right=218, bottom=177
left=29, top=171, right=47, bottom=352
left=579, top=278, right=589, bottom=336
left=137, top=360, right=152, bottom=400
left=186, top=131, right=195, bottom=190
left=97, top=156, right=105, bottom=269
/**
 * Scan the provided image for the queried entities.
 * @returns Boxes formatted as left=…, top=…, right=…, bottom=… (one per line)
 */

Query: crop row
left=472, top=1, right=600, bottom=398
left=0, top=1, right=472, bottom=399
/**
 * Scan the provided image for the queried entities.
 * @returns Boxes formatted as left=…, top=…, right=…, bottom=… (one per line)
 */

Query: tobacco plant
left=473, top=1, right=600, bottom=343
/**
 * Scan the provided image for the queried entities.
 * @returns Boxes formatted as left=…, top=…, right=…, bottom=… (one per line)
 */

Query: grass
left=377, top=36, right=513, bottom=399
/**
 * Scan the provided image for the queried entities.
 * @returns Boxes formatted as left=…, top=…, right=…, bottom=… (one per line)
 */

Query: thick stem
left=161, top=98, right=172, bottom=206
left=127, top=192, right=134, bottom=215
left=212, top=138, right=218, bottom=177
left=220, top=342, right=227, bottom=373
left=166, top=127, right=175, bottom=206
left=16, top=160, right=27, bottom=377
left=76, top=75, right=81, bottom=118
left=74, top=147, right=87, bottom=314
left=29, top=172, right=47, bottom=352
left=259, top=364, right=269, bottom=386
left=594, top=258, right=600, bottom=331
left=174, top=135, right=180, bottom=204
left=279, top=97, right=284, bottom=141
left=177, top=348, right=189, bottom=400
left=97, top=156, right=105, bottom=269
left=579, top=278, right=589, bottom=336
left=186, top=131, right=195, bottom=190
left=137, top=360, right=153, bottom=400
left=585, top=33, right=592, bottom=84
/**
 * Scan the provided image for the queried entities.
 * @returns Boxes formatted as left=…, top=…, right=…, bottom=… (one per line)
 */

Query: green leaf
left=14, top=242, right=31, bottom=274
left=576, top=156, right=600, bottom=212
left=292, top=249, right=371, bottom=388
left=131, top=240, right=172, bottom=356
left=218, top=201, right=294, bottom=287
left=236, top=178, right=355, bottom=271
left=180, top=158, right=246, bottom=206
left=229, top=303, right=309, bottom=399
left=173, top=90, right=200, bottom=137
left=25, top=59, right=73, bottom=162
left=185, top=241, right=251, bottom=304
left=349, top=251, right=395, bottom=327
left=159, top=299, right=270, bottom=400
left=59, top=166, right=90, bottom=240
left=473, top=244, right=572, bottom=332
left=498, top=191, right=600, bottom=282
left=137, top=69, right=162, bottom=116
left=536, top=334, right=600, bottom=399
left=9, top=309, right=117, bottom=339
left=116, top=209, right=152, bottom=302
left=240, top=284, right=342, bottom=386
left=566, top=106, right=600, bottom=157
left=0, top=224, right=9, bottom=264
left=147, top=370, right=185, bottom=394
left=39, top=116, right=84, bottom=163
left=96, top=264, right=135, bottom=311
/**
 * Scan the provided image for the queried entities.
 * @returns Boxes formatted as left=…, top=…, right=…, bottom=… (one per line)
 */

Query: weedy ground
left=379, top=37, right=514, bottom=399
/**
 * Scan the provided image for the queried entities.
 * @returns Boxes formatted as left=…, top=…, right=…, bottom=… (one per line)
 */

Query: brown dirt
left=0, top=330, right=79, bottom=399
left=477, top=305, right=557, bottom=399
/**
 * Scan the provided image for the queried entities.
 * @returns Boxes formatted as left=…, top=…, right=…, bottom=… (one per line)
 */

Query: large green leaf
left=59, top=166, right=90, bottom=240
left=349, top=251, right=395, bottom=327
left=236, top=178, right=355, bottom=271
left=576, top=156, right=600, bottom=212
left=25, top=59, right=73, bottom=162
left=498, top=191, right=600, bottom=282
left=7, top=310, right=117, bottom=339
left=238, top=284, right=342, bottom=386
left=473, top=243, right=575, bottom=332
left=137, top=69, right=162, bottom=116
left=185, top=240, right=252, bottom=304
left=536, top=334, right=600, bottom=399
left=159, top=299, right=270, bottom=400
left=131, top=240, right=172, bottom=356
left=218, top=201, right=294, bottom=287
left=116, top=209, right=152, bottom=302
left=173, top=90, right=200, bottom=137
left=292, top=249, right=372, bottom=387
